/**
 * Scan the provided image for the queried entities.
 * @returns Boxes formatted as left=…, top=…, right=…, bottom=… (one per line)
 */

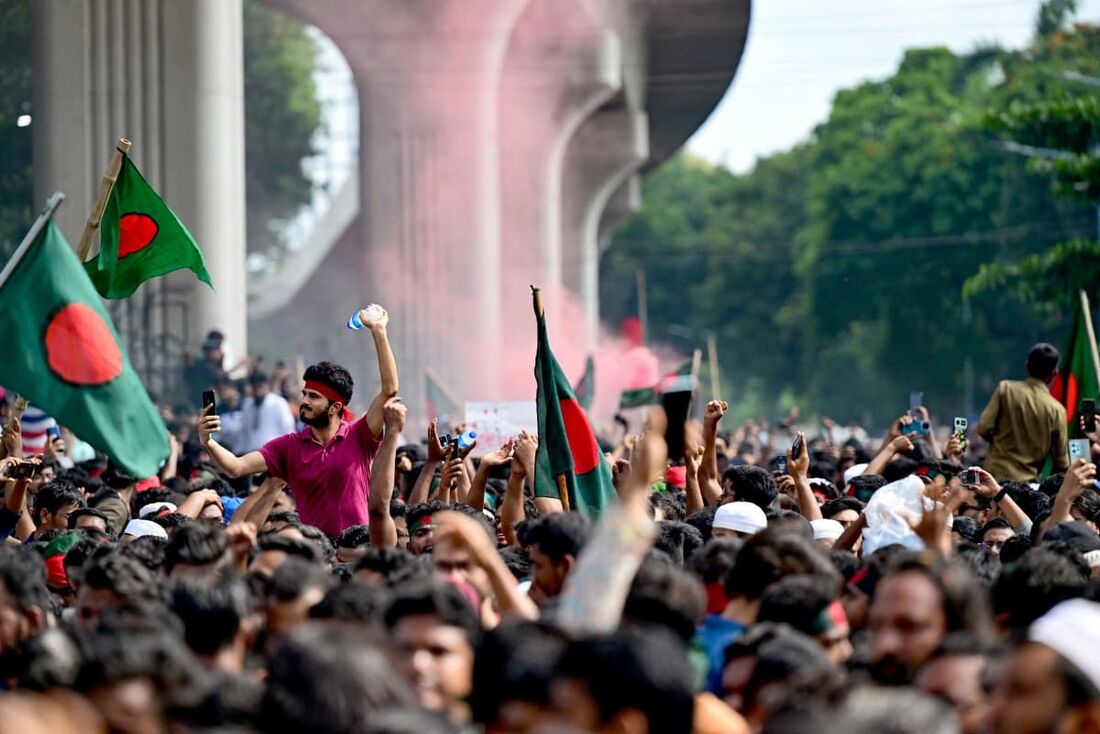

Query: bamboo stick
left=77, top=138, right=132, bottom=261
left=556, top=473, right=571, bottom=512
left=1080, top=290, right=1100, bottom=386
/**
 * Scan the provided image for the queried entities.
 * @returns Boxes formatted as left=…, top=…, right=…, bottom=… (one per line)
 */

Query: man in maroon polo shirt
left=198, top=309, right=398, bottom=538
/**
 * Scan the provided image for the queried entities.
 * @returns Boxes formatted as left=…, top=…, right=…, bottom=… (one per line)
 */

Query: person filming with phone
left=977, top=342, right=1069, bottom=482
left=197, top=307, right=398, bottom=538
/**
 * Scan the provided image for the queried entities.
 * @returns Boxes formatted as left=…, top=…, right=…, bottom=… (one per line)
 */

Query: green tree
left=243, top=0, right=323, bottom=257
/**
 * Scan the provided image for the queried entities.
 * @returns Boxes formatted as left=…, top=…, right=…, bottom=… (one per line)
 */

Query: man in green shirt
left=978, top=343, right=1069, bottom=481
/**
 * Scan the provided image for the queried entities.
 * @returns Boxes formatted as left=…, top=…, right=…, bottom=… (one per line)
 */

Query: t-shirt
left=259, top=419, right=381, bottom=538
left=695, top=613, right=747, bottom=695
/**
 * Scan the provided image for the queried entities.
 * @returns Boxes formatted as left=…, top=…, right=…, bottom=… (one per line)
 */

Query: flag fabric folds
left=532, top=289, right=615, bottom=519
left=0, top=212, right=169, bottom=477
left=573, top=355, right=595, bottom=411
left=84, top=154, right=212, bottom=299
left=1051, top=293, right=1100, bottom=427
left=618, top=358, right=695, bottom=410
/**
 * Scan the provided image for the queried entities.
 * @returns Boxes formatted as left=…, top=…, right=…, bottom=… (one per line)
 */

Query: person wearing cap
left=988, top=599, right=1100, bottom=734
left=198, top=308, right=398, bottom=539
left=122, top=519, right=169, bottom=541
left=712, top=502, right=767, bottom=539
left=810, top=518, right=844, bottom=548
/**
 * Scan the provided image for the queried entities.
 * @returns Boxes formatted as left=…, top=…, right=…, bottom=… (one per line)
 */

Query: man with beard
left=867, top=556, right=993, bottom=685
left=234, top=370, right=296, bottom=453
left=198, top=308, right=398, bottom=538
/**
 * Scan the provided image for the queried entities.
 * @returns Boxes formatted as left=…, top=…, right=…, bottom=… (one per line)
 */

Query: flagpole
left=707, top=334, right=721, bottom=399
left=77, top=138, right=131, bottom=261
left=0, top=192, right=66, bottom=293
left=1079, top=290, right=1100, bottom=384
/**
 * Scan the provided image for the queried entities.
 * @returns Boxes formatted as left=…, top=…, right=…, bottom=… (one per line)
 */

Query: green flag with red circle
left=84, top=154, right=213, bottom=299
left=532, top=289, right=615, bottom=519
left=0, top=215, right=169, bottom=477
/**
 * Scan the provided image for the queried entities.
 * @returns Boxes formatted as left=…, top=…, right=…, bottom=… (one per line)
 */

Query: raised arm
left=360, top=308, right=399, bottom=437
left=500, top=457, right=527, bottom=547
left=968, top=468, right=1030, bottom=531
left=865, top=430, right=914, bottom=477
left=684, top=445, right=706, bottom=516
left=1045, top=458, right=1097, bottom=532
left=368, top=397, right=404, bottom=547
left=466, top=439, right=515, bottom=512
left=408, top=420, right=444, bottom=506
left=788, top=432, right=823, bottom=521
left=699, top=401, right=727, bottom=504
left=198, top=405, right=268, bottom=478
left=230, top=476, right=287, bottom=527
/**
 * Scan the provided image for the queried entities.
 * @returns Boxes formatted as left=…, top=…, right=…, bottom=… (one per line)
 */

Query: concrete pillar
left=498, top=0, right=620, bottom=334
left=560, top=106, right=648, bottom=350
left=31, top=0, right=247, bottom=400
left=262, top=0, right=529, bottom=411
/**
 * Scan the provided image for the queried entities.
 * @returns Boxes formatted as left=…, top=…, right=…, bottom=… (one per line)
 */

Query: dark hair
left=725, top=528, right=840, bottom=601
left=266, top=511, right=302, bottom=527
left=954, top=545, right=1001, bottom=588
left=303, top=361, right=354, bottom=403
left=405, top=500, right=448, bottom=535
left=555, top=630, right=694, bottom=734
left=269, top=558, right=332, bottom=603
left=650, top=493, right=685, bottom=522
left=258, top=533, right=323, bottom=563
left=992, top=548, right=1087, bottom=633
left=33, top=480, right=85, bottom=523
left=354, top=546, right=418, bottom=583
left=0, top=546, right=51, bottom=614
left=524, top=512, right=592, bottom=563
left=979, top=518, right=1012, bottom=541
left=1073, top=491, right=1100, bottom=525
left=499, top=546, right=531, bottom=581
left=309, top=584, right=389, bottom=628
left=622, top=553, right=706, bottom=643
left=249, top=370, right=269, bottom=386
left=684, top=507, right=717, bottom=542
left=1026, top=342, right=1059, bottom=380
left=724, top=623, right=836, bottom=715
left=757, top=575, right=838, bottom=636
left=653, top=520, right=705, bottom=565
left=722, top=466, right=778, bottom=510
left=261, top=625, right=413, bottom=734
left=882, top=459, right=918, bottom=484
left=337, top=525, right=371, bottom=549
left=1037, top=473, right=1065, bottom=499
left=470, top=619, right=568, bottom=727
left=364, top=709, right=461, bottom=734
left=67, top=507, right=110, bottom=531
left=82, top=552, right=160, bottom=604
left=1006, top=486, right=1051, bottom=520
left=952, top=517, right=981, bottom=543
left=688, top=536, right=741, bottom=585
left=171, top=577, right=250, bottom=656
left=119, top=535, right=167, bottom=572
left=164, top=522, right=230, bottom=575
left=821, top=496, right=865, bottom=519
left=384, top=580, right=481, bottom=646
left=848, top=475, right=887, bottom=502
left=999, top=534, right=1033, bottom=565
left=882, top=556, right=994, bottom=640
left=152, top=512, right=193, bottom=530
left=389, top=499, right=407, bottom=519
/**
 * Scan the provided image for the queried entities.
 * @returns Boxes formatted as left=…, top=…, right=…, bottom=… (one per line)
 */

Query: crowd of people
left=0, top=309, right=1099, bottom=734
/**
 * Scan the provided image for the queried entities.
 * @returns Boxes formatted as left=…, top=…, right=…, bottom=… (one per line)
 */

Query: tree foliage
left=601, top=17, right=1100, bottom=425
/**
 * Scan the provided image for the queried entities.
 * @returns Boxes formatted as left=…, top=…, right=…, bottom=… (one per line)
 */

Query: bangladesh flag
left=618, top=359, right=694, bottom=410
left=0, top=207, right=170, bottom=477
left=1050, top=293, right=1100, bottom=427
left=573, top=355, right=595, bottom=411
left=532, top=288, right=615, bottom=519
left=84, top=153, right=212, bottom=299
left=425, top=367, right=461, bottom=424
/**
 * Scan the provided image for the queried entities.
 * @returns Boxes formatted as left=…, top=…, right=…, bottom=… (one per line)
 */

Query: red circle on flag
left=118, top=213, right=158, bottom=258
left=45, top=304, right=123, bottom=385
left=560, top=398, right=600, bottom=474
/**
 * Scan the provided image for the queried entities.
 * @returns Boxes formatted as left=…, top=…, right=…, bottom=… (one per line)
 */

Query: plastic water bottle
left=456, top=430, right=478, bottom=451
left=347, top=303, right=385, bottom=330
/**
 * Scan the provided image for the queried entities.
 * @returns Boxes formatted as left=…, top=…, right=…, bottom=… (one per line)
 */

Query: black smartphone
left=791, top=433, right=805, bottom=460
left=9, top=461, right=37, bottom=480
left=1083, top=399, right=1097, bottom=433
left=776, top=456, right=789, bottom=475
left=202, top=390, right=216, bottom=412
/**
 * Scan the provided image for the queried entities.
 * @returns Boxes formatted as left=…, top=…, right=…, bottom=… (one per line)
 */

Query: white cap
left=1029, top=599, right=1100, bottom=692
left=123, top=519, right=168, bottom=540
left=811, top=518, right=845, bottom=541
left=713, top=502, right=768, bottom=535
left=844, top=463, right=869, bottom=485
left=138, top=502, right=177, bottom=519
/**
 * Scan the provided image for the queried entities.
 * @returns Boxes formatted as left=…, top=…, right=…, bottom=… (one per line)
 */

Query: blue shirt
left=695, top=613, right=747, bottom=694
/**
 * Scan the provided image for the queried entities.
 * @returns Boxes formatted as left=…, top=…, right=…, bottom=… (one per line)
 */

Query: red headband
left=304, top=380, right=355, bottom=422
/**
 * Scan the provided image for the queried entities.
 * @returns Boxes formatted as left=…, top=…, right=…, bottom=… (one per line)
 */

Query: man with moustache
left=198, top=308, right=398, bottom=538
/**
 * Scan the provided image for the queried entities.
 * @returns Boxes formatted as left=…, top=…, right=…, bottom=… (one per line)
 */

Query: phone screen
left=202, top=390, right=216, bottom=411
left=791, top=433, right=804, bottom=459
left=909, top=391, right=924, bottom=412
left=1083, top=400, right=1097, bottom=432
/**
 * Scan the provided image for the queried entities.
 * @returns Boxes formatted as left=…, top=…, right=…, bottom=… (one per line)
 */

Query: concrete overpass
left=31, top=0, right=750, bottom=413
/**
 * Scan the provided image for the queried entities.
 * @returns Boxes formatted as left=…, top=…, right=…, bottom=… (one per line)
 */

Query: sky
left=686, top=0, right=1100, bottom=173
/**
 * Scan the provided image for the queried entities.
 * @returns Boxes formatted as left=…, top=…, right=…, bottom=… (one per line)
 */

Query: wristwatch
left=992, top=487, right=1008, bottom=503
